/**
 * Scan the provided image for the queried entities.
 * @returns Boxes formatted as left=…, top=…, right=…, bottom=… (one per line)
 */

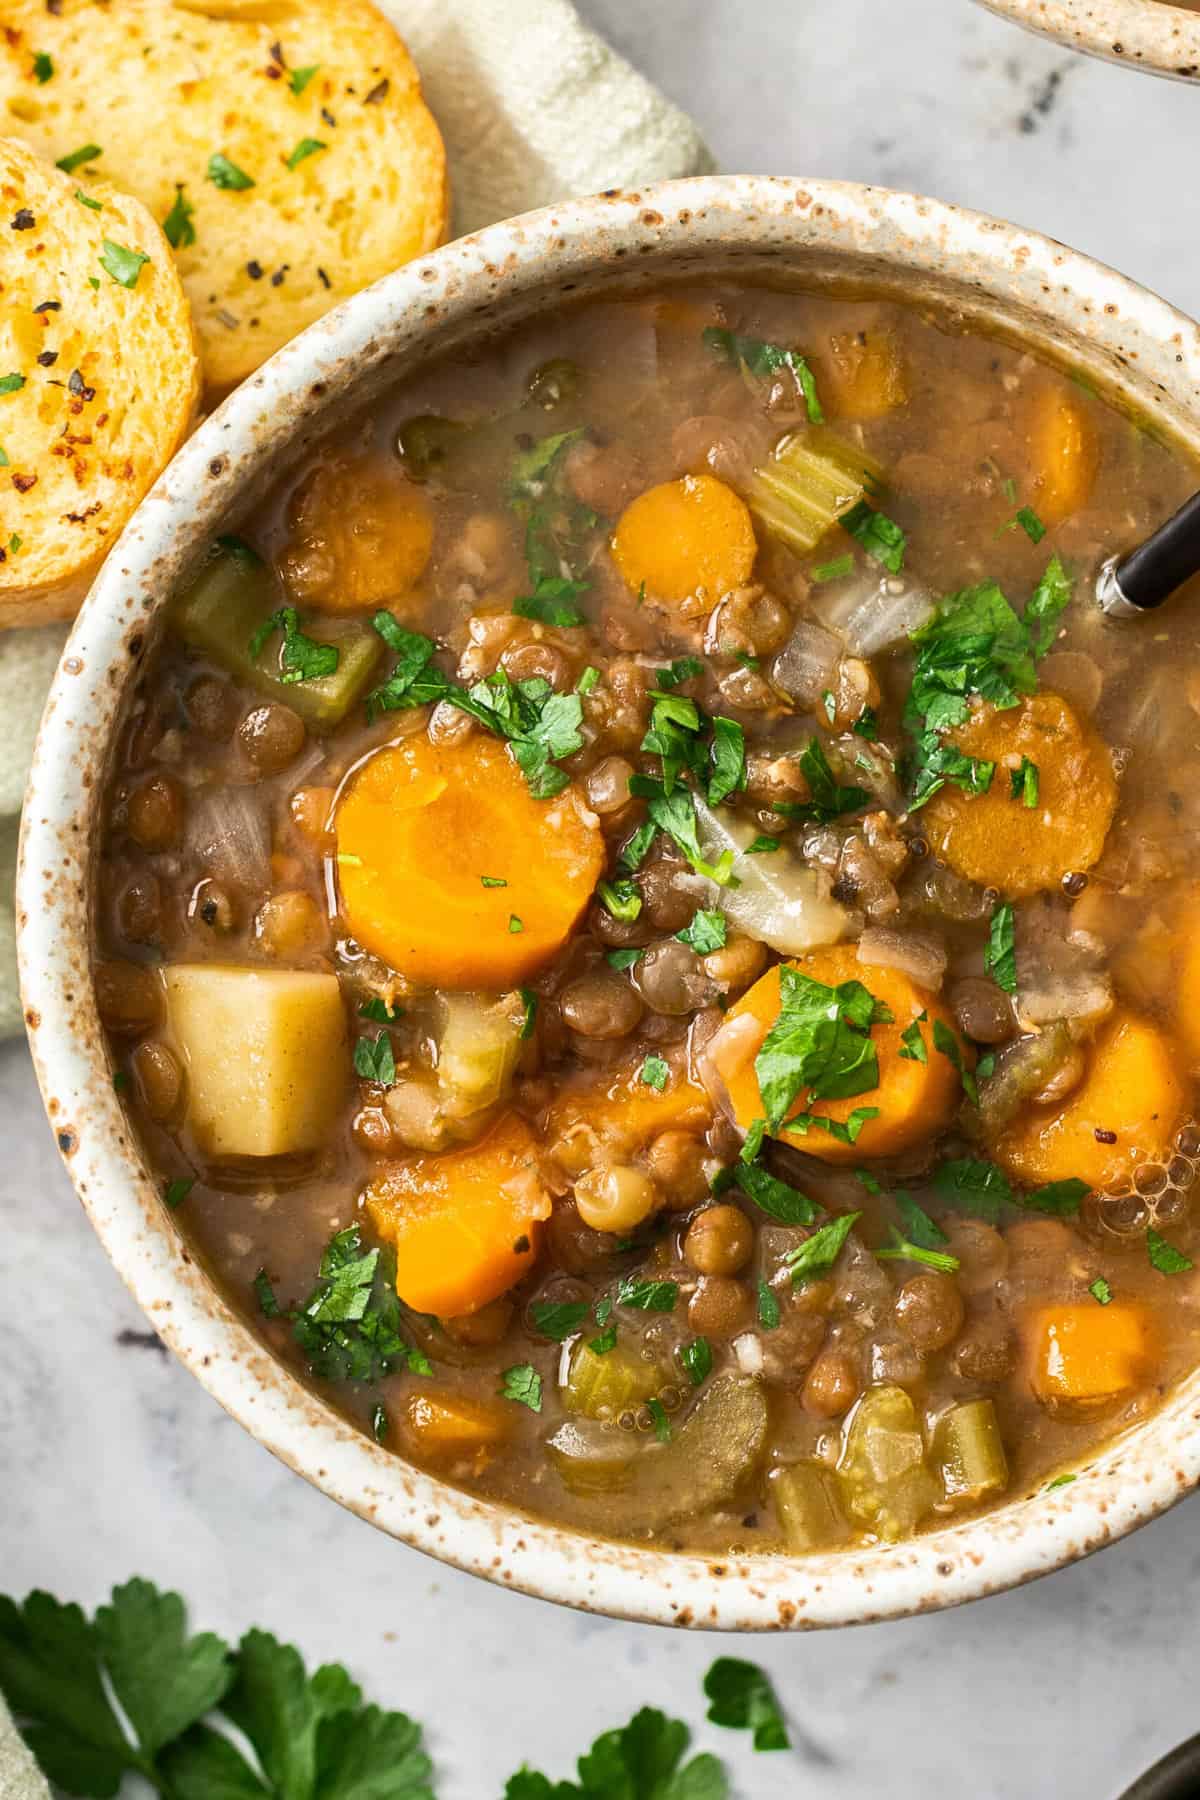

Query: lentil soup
left=95, top=284, right=1200, bottom=1555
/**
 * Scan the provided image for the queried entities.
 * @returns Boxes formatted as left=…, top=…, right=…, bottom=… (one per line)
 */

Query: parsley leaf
left=646, top=1397, right=672, bottom=1443
left=754, top=965, right=888, bottom=1131
left=932, top=1018, right=977, bottom=1105
left=99, top=240, right=150, bottom=289
left=746, top=834, right=780, bottom=854
left=627, top=775, right=735, bottom=885
left=1147, top=1228, right=1193, bottom=1275
left=286, top=137, right=326, bottom=169
left=506, top=1705, right=727, bottom=1800
left=162, top=186, right=196, bottom=249
left=32, top=51, right=53, bottom=83
left=513, top=575, right=588, bottom=627
left=790, top=738, right=869, bottom=822
left=812, top=552, right=854, bottom=584
left=207, top=151, right=255, bottom=190
left=250, top=606, right=339, bottom=683
left=841, top=499, right=906, bottom=573
left=164, top=1177, right=194, bottom=1210
left=359, top=996, right=403, bottom=1023
left=985, top=901, right=1017, bottom=995
left=894, top=1191, right=949, bottom=1250
left=500, top=1364, right=543, bottom=1410
left=906, top=580, right=1037, bottom=736
left=289, top=64, right=320, bottom=95
left=531, top=1300, right=589, bottom=1342
left=56, top=143, right=102, bottom=174
left=898, top=1016, right=927, bottom=1063
left=1010, top=756, right=1039, bottom=807
left=507, top=428, right=596, bottom=588
left=290, top=1228, right=427, bottom=1382
left=616, top=1277, right=678, bottom=1313
left=707, top=715, right=746, bottom=806
left=676, top=909, right=726, bottom=954
left=703, top=326, right=824, bottom=424
left=656, top=656, right=704, bottom=689
left=907, top=732, right=995, bottom=811
left=1089, top=1276, right=1113, bottom=1305
left=784, top=1212, right=860, bottom=1285
left=1025, top=554, right=1073, bottom=657
left=703, top=1657, right=789, bottom=1752
left=734, top=1161, right=818, bottom=1225
left=934, top=1157, right=1013, bottom=1221
left=599, top=878, right=642, bottom=921
left=875, top=1226, right=960, bottom=1274
left=757, top=1280, right=781, bottom=1330
left=680, top=1337, right=712, bottom=1387
left=640, top=1055, right=669, bottom=1091
left=1022, top=1177, right=1090, bottom=1218
left=353, top=1031, right=396, bottom=1085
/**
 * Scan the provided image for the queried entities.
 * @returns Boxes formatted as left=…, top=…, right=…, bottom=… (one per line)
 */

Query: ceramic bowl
left=977, top=0, right=1200, bottom=80
left=18, top=176, right=1200, bottom=1630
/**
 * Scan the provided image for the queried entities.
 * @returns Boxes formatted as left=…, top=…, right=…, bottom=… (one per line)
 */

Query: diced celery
left=435, top=992, right=525, bottom=1120
left=932, top=1398, right=1009, bottom=1506
left=171, top=540, right=382, bottom=732
left=589, top=1374, right=770, bottom=1535
left=837, top=1384, right=941, bottom=1542
left=772, top=1460, right=847, bottom=1552
left=547, top=1420, right=636, bottom=1496
left=750, top=431, right=882, bottom=556
left=563, top=1341, right=665, bottom=1420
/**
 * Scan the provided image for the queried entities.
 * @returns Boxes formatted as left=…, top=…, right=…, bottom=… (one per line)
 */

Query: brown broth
left=94, top=284, right=1200, bottom=1555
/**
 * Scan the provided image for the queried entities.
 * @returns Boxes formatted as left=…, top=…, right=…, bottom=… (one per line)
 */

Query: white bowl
left=19, top=176, right=1200, bottom=1629
left=977, top=0, right=1200, bottom=79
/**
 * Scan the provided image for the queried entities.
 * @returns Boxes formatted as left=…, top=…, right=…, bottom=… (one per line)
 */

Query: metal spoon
left=1097, top=490, right=1200, bottom=617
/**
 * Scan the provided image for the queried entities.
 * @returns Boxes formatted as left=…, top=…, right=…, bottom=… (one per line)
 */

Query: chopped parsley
left=646, top=1397, right=672, bottom=1442
left=656, top=655, right=704, bottom=689
left=0, top=373, right=26, bottom=396
left=934, top=1157, right=1013, bottom=1221
left=606, top=947, right=643, bottom=970
left=985, top=901, right=1017, bottom=995
left=1147, top=1228, right=1193, bottom=1275
left=626, top=773, right=735, bottom=885
left=616, top=1277, right=678, bottom=1312
left=512, top=577, right=587, bottom=627
left=757, top=1279, right=781, bottom=1330
left=746, top=834, right=780, bottom=854
left=1022, top=1177, right=1089, bottom=1218
left=734, top=1160, right=818, bottom=1225
left=588, top=1323, right=618, bottom=1355
left=932, top=1018, right=977, bottom=1105
left=576, top=664, right=601, bottom=695
left=164, top=1177, right=194, bottom=1210
left=702, top=325, right=824, bottom=424
left=292, top=1226, right=430, bottom=1382
left=253, top=1268, right=282, bottom=1317
left=353, top=1030, right=395, bottom=1085
left=812, top=552, right=855, bottom=584
left=784, top=1212, right=860, bottom=1286
left=680, top=1336, right=712, bottom=1387
left=1010, top=756, right=1040, bottom=808
left=162, top=185, right=196, bottom=249
left=519, top=988, right=538, bottom=1038
left=480, top=874, right=507, bottom=888
left=287, top=135, right=327, bottom=170
left=508, top=914, right=524, bottom=934
left=676, top=909, right=726, bottom=954
left=56, top=143, right=102, bottom=174
left=876, top=1193, right=960, bottom=1272
left=640, top=1055, right=669, bottom=1091
left=1089, top=1276, right=1113, bottom=1306
left=898, top=1014, right=928, bottom=1064
left=32, top=51, right=53, bottom=83
left=1025, top=554, right=1073, bottom=656
left=708, top=714, right=746, bottom=806
left=74, top=189, right=102, bottom=211
left=598, top=877, right=642, bottom=921
left=754, top=965, right=891, bottom=1132
left=531, top=1300, right=589, bottom=1341
left=499, top=1363, right=542, bottom=1411
left=841, top=499, right=906, bottom=573
left=1045, top=1473, right=1076, bottom=1491
left=507, top=427, right=596, bottom=588
left=359, top=996, right=402, bottom=1023
left=206, top=151, right=255, bottom=190
left=249, top=605, right=339, bottom=682
left=289, top=63, right=321, bottom=95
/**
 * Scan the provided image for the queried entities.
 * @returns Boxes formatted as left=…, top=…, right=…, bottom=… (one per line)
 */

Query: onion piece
left=692, top=793, right=850, bottom=956
left=856, top=926, right=947, bottom=990
left=817, top=572, right=935, bottom=657
left=771, top=617, right=841, bottom=706
left=186, top=786, right=271, bottom=889
left=1016, top=899, right=1114, bottom=1027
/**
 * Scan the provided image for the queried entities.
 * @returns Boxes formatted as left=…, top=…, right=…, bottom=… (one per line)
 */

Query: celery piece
left=837, top=1384, right=941, bottom=1542
left=563, top=1340, right=665, bottom=1420
left=171, top=540, right=382, bottom=732
left=771, top=1460, right=847, bottom=1552
left=434, top=992, right=525, bottom=1120
left=547, top=1420, right=636, bottom=1496
left=749, top=431, right=883, bottom=556
left=932, top=1398, right=1009, bottom=1506
left=591, top=1374, right=770, bottom=1535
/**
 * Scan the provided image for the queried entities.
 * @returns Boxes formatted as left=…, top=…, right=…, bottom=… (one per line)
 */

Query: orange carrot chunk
left=546, top=1058, right=713, bottom=1177
left=1025, top=386, right=1099, bottom=527
left=922, top=691, right=1117, bottom=899
left=610, top=474, right=757, bottom=607
left=335, top=732, right=604, bottom=990
left=822, top=329, right=908, bottom=420
left=365, top=1111, right=551, bottom=1318
left=400, top=1388, right=512, bottom=1468
left=1023, top=1302, right=1157, bottom=1410
left=717, top=944, right=967, bottom=1164
left=280, top=455, right=434, bottom=613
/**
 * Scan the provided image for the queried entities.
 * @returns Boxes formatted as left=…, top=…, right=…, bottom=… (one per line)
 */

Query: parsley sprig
left=754, top=966, right=892, bottom=1133
left=257, top=1225, right=431, bottom=1384
left=702, top=325, right=823, bottom=425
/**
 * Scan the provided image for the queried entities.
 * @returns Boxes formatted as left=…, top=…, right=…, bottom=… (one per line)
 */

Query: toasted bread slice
left=0, top=137, right=199, bottom=625
left=0, top=0, right=447, bottom=394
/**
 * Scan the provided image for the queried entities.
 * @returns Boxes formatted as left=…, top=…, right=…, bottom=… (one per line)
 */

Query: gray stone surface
left=7, top=3, right=1200, bottom=1794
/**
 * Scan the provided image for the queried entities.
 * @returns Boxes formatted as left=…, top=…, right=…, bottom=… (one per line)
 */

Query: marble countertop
left=8, top=3, right=1200, bottom=1795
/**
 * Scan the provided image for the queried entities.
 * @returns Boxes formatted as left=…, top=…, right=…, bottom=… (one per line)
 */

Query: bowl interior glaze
left=18, top=176, right=1200, bottom=1630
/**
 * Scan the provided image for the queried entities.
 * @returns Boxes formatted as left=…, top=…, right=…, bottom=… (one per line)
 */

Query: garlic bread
left=0, top=0, right=448, bottom=394
left=0, top=137, right=199, bottom=625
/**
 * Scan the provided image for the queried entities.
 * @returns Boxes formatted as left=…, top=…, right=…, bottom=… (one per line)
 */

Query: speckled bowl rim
left=18, top=175, right=1200, bottom=1631
left=976, top=0, right=1200, bottom=79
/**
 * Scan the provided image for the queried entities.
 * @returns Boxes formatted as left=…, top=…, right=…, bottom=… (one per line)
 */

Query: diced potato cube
left=163, top=963, right=347, bottom=1157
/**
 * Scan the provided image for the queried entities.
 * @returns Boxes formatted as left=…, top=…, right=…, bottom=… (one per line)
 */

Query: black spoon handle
left=1099, top=489, right=1200, bottom=616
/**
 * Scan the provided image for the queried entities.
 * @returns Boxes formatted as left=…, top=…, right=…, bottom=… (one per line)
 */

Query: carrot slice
left=546, top=1058, right=713, bottom=1177
left=610, top=474, right=757, bottom=607
left=1025, top=386, right=1099, bottom=527
left=1023, top=1302, right=1157, bottom=1409
left=335, top=732, right=604, bottom=989
left=992, top=1008, right=1185, bottom=1192
left=365, top=1111, right=551, bottom=1318
left=717, top=945, right=967, bottom=1164
left=279, top=455, right=434, bottom=614
left=921, top=691, right=1116, bottom=899
left=399, top=1388, right=512, bottom=1469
